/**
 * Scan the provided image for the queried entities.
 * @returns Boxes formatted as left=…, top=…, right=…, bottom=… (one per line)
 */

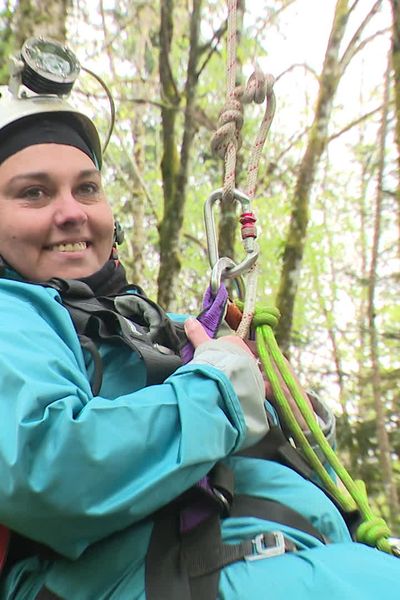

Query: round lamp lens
left=37, top=52, right=71, bottom=78
left=20, top=37, right=80, bottom=94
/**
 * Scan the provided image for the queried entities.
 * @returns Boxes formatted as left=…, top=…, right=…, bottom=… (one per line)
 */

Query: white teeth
left=52, top=242, right=87, bottom=252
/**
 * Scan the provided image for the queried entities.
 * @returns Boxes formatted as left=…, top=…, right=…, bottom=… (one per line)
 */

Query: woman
left=0, top=72, right=398, bottom=600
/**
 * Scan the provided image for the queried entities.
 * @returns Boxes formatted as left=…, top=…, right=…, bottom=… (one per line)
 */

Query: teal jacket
left=0, top=277, right=398, bottom=599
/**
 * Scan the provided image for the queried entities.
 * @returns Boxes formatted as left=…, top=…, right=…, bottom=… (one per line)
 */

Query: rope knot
left=356, top=517, right=391, bottom=548
left=252, top=305, right=281, bottom=329
left=210, top=97, right=243, bottom=159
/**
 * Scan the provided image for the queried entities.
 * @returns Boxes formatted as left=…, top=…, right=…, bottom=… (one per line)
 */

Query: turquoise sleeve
left=0, top=281, right=246, bottom=558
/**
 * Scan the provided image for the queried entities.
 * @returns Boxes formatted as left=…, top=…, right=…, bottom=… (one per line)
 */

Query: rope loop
left=356, top=517, right=392, bottom=548
left=234, top=300, right=280, bottom=330
left=240, top=64, right=275, bottom=105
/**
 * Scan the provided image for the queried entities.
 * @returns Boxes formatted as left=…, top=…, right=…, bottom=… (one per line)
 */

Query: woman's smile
left=0, top=144, right=115, bottom=281
left=47, top=241, right=89, bottom=252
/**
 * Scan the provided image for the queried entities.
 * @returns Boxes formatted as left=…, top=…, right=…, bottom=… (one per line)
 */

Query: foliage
left=5, top=0, right=399, bottom=531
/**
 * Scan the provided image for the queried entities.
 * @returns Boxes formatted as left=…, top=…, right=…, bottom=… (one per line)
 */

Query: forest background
left=0, top=0, right=399, bottom=533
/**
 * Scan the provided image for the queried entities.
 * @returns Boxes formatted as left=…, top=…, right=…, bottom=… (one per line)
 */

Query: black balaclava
left=0, top=113, right=99, bottom=168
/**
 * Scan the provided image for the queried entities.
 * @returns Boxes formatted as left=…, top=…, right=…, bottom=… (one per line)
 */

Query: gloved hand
left=184, top=318, right=269, bottom=448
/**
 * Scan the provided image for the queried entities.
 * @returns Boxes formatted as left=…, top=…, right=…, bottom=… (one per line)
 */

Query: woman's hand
left=184, top=317, right=254, bottom=356
left=184, top=317, right=269, bottom=448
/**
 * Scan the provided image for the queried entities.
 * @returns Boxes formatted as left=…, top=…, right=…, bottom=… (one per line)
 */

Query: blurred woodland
left=0, top=0, right=399, bottom=532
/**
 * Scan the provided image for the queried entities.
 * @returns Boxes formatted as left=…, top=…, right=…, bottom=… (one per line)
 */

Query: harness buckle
left=245, top=531, right=286, bottom=561
left=212, top=487, right=231, bottom=517
left=389, top=537, right=400, bottom=557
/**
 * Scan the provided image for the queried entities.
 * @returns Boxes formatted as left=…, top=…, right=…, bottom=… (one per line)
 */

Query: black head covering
left=0, top=113, right=99, bottom=168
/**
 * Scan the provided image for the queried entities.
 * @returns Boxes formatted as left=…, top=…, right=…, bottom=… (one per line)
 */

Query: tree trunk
left=12, top=0, right=70, bottom=47
left=0, top=1, right=14, bottom=84
left=99, top=0, right=147, bottom=283
left=390, top=0, right=400, bottom=257
left=275, top=0, right=350, bottom=354
left=157, top=0, right=202, bottom=310
left=367, top=52, right=399, bottom=525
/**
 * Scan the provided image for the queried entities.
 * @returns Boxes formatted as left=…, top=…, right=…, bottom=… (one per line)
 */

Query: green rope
left=236, top=300, right=395, bottom=555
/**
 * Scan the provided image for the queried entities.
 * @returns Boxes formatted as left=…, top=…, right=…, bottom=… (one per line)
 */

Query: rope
left=210, top=1, right=396, bottom=558
left=216, top=0, right=241, bottom=201
left=210, top=66, right=276, bottom=204
left=236, top=299, right=396, bottom=556
left=210, top=0, right=276, bottom=339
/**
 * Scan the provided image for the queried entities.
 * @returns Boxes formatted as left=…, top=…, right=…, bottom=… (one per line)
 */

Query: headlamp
left=20, top=37, right=80, bottom=95
left=7, top=37, right=81, bottom=98
left=3, top=37, right=115, bottom=158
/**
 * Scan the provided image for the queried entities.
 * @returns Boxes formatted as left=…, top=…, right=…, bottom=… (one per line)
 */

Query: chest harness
left=0, top=264, right=364, bottom=600
left=0, top=270, right=363, bottom=598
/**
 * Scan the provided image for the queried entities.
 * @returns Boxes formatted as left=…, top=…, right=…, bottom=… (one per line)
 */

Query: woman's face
left=0, top=143, right=115, bottom=281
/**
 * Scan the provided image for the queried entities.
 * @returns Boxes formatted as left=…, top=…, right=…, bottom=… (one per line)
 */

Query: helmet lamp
left=20, top=37, right=80, bottom=95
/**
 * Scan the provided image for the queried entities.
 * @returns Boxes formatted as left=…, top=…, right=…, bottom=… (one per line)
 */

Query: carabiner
left=210, top=256, right=236, bottom=294
left=389, top=537, right=400, bottom=558
left=204, top=188, right=259, bottom=294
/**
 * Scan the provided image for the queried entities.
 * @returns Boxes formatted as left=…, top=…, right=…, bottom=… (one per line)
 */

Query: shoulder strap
left=47, top=279, right=184, bottom=389
left=237, top=426, right=361, bottom=538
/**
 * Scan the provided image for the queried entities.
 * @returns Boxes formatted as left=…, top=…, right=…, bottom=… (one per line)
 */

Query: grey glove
left=189, top=339, right=269, bottom=448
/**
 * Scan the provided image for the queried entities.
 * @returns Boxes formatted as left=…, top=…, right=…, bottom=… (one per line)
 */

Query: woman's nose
left=53, top=191, right=88, bottom=227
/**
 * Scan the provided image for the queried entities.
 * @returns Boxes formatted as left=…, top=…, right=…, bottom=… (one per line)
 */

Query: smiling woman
left=0, top=113, right=114, bottom=282
left=0, top=142, right=114, bottom=282
left=0, top=39, right=399, bottom=600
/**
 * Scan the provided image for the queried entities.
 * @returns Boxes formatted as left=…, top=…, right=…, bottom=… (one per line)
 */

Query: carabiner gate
left=204, top=188, right=259, bottom=295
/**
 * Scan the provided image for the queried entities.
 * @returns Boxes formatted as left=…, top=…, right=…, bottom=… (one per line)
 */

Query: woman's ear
left=113, top=220, right=125, bottom=245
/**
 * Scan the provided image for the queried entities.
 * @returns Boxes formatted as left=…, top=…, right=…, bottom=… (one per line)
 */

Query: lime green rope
left=236, top=300, right=395, bottom=555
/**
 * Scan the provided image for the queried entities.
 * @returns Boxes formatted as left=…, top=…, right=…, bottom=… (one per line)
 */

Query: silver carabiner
left=204, top=188, right=259, bottom=294
left=389, top=537, right=400, bottom=557
left=210, top=256, right=236, bottom=293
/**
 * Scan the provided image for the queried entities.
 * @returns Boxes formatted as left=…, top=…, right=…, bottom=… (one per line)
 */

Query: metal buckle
left=389, top=537, right=400, bottom=557
left=245, top=531, right=286, bottom=561
left=212, top=487, right=231, bottom=516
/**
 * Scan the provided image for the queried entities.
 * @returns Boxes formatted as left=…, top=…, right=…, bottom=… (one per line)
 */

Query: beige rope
left=210, top=0, right=276, bottom=339
left=210, top=0, right=276, bottom=202
left=210, top=66, right=276, bottom=201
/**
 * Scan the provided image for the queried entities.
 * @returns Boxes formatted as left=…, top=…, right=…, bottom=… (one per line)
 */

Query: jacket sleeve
left=0, top=282, right=249, bottom=558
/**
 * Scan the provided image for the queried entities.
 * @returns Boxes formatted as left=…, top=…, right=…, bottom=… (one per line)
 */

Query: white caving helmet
left=0, top=37, right=102, bottom=167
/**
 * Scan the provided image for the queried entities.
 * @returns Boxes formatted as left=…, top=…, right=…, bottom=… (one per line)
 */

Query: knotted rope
left=210, top=60, right=276, bottom=203
left=245, top=300, right=396, bottom=556
left=210, top=1, right=276, bottom=339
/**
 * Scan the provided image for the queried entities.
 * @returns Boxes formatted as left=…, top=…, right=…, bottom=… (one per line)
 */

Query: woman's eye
left=19, top=187, right=46, bottom=200
left=78, top=182, right=99, bottom=195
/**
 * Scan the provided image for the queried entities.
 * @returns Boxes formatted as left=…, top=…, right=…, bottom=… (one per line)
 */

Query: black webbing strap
left=237, top=426, right=315, bottom=480
left=230, top=494, right=327, bottom=543
left=238, top=428, right=362, bottom=538
left=146, top=489, right=317, bottom=600
left=145, top=508, right=192, bottom=599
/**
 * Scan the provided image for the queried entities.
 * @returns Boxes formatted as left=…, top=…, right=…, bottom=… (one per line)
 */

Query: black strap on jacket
left=237, top=425, right=361, bottom=538
left=146, top=487, right=305, bottom=600
left=145, top=422, right=364, bottom=600
left=46, top=277, right=186, bottom=391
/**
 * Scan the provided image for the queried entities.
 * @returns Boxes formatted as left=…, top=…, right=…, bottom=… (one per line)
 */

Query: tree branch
left=339, top=0, right=383, bottom=74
